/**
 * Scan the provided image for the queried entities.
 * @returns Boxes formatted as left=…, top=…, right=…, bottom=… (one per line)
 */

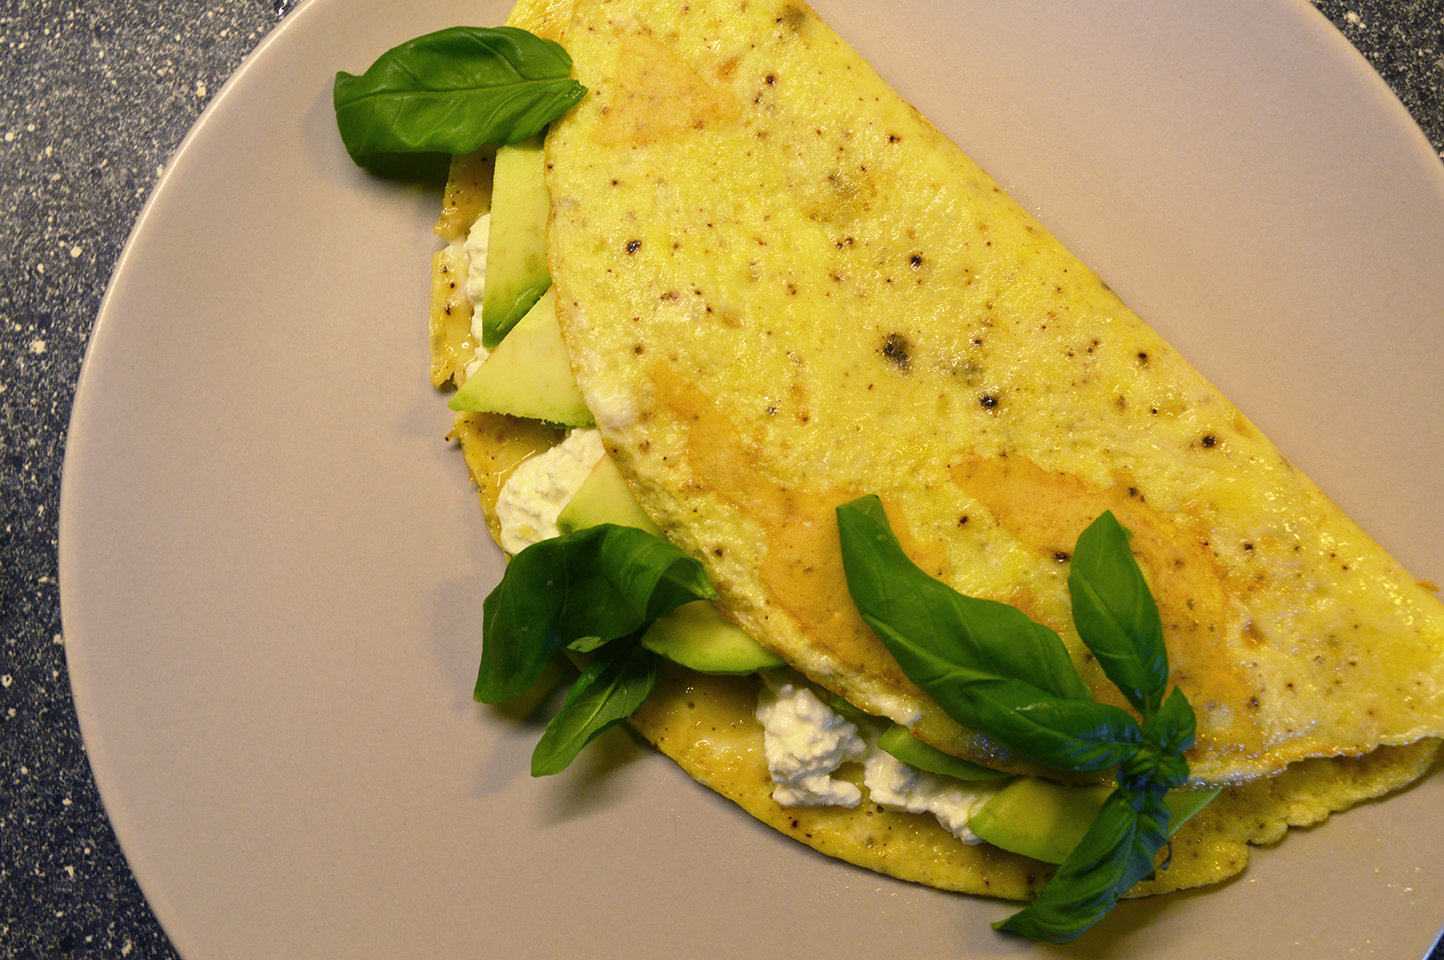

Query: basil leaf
left=1145, top=685, right=1197, bottom=757
left=838, top=496, right=1091, bottom=703
left=530, top=636, right=661, bottom=776
left=1125, top=688, right=1197, bottom=792
left=873, top=649, right=1142, bottom=771
left=475, top=524, right=716, bottom=703
left=1068, top=511, right=1168, bottom=717
left=996, top=787, right=1172, bottom=944
left=333, top=26, right=586, bottom=165
left=838, top=496, right=1141, bottom=770
left=1120, top=743, right=1191, bottom=794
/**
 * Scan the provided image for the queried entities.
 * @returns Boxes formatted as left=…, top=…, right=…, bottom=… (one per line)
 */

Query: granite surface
left=1, top=0, right=1441, bottom=957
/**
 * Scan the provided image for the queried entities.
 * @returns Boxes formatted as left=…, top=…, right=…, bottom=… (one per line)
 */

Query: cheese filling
left=462, top=211, right=492, bottom=379
left=755, top=675, right=868, bottom=807
left=495, top=427, right=605, bottom=554
left=756, top=674, right=1002, bottom=842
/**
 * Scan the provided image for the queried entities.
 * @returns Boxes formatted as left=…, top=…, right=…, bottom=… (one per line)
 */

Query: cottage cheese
left=495, top=427, right=605, bottom=554
left=756, top=675, right=868, bottom=807
left=462, top=212, right=492, bottom=379
left=862, top=746, right=1000, bottom=843
left=756, top=674, right=1001, bottom=842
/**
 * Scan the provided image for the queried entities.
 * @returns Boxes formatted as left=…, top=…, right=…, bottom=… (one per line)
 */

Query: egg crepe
left=431, top=0, right=1444, bottom=900
left=538, top=0, right=1444, bottom=784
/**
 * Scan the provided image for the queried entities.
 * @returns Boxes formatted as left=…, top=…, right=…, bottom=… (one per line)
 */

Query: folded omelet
left=431, top=0, right=1444, bottom=901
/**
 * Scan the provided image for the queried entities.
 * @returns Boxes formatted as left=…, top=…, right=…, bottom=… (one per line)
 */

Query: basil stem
left=475, top=524, right=716, bottom=704
left=837, top=496, right=1092, bottom=703
left=334, top=26, right=586, bottom=165
left=531, top=633, right=661, bottom=776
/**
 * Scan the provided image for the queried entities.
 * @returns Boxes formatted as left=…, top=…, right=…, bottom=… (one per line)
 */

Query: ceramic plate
left=60, top=0, right=1444, bottom=957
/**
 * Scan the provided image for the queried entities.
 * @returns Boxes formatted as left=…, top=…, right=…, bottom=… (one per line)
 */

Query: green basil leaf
left=838, top=496, right=1141, bottom=770
left=995, top=787, right=1172, bottom=944
left=838, top=494, right=1199, bottom=942
left=1068, top=511, right=1168, bottom=717
left=475, top=524, right=716, bottom=703
left=333, top=26, right=586, bottom=165
left=838, top=496, right=1091, bottom=703
left=1145, top=685, right=1198, bottom=757
left=530, top=636, right=661, bottom=776
left=1119, top=743, right=1191, bottom=794
left=871, top=645, right=1142, bottom=771
left=1122, top=688, right=1196, bottom=792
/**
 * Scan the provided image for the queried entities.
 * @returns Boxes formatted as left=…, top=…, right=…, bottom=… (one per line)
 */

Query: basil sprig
left=476, top=524, right=715, bottom=704
left=476, top=523, right=713, bottom=775
left=837, top=496, right=1196, bottom=943
left=334, top=26, right=586, bottom=166
left=530, top=629, right=662, bottom=776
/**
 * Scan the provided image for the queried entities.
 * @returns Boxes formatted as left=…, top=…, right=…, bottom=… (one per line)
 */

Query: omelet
left=542, top=0, right=1444, bottom=782
left=430, top=0, right=1444, bottom=901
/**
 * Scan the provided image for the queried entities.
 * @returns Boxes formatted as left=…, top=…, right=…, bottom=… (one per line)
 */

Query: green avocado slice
left=970, top=777, right=1220, bottom=864
left=481, top=132, right=553, bottom=348
left=449, top=288, right=593, bottom=426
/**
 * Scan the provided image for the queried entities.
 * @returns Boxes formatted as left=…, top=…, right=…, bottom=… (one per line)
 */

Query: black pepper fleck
left=881, top=332, right=911, bottom=371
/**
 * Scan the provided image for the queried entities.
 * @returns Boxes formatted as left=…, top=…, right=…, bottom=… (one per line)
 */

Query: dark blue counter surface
left=2, top=1, right=1440, bottom=956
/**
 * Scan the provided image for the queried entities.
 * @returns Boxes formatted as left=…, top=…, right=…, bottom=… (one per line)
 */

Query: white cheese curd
left=756, top=674, right=1001, bottom=842
left=495, top=428, right=605, bottom=554
left=755, top=674, right=867, bottom=807
left=462, top=212, right=492, bottom=379
left=861, top=747, right=1002, bottom=844
left=464, top=211, right=491, bottom=309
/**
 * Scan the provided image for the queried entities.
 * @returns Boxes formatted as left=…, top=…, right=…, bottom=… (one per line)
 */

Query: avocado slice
left=557, top=454, right=660, bottom=536
left=876, top=725, right=1010, bottom=781
left=449, top=289, right=593, bottom=426
left=969, top=777, right=1221, bottom=864
left=642, top=601, right=784, bottom=675
left=481, top=133, right=552, bottom=348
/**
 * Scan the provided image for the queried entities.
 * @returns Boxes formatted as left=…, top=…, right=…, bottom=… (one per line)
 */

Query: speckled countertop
left=2, top=1, right=1441, bottom=957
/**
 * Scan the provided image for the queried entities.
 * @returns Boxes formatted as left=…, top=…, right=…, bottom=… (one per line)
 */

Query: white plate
left=60, top=0, right=1444, bottom=957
